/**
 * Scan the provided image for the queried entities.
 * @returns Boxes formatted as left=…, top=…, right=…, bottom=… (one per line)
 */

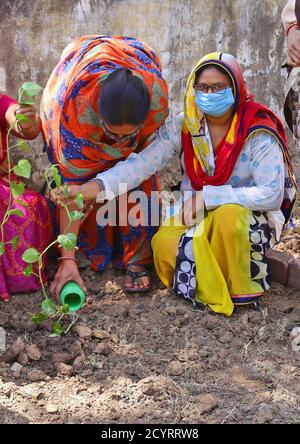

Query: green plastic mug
left=60, top=281, right=86, bottom=312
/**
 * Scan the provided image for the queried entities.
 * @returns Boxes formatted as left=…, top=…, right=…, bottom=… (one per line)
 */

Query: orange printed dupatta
left=41, top=35, right=169, bottom=183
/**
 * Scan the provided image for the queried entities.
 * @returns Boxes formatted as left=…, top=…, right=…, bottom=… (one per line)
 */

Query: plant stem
left=40, top=239, right=59, bottom=257
left=1, top=127, right=15, bottom=243
left=38, top=256, right=48, bottom=300
left=64, top=313, right=78, bottom=334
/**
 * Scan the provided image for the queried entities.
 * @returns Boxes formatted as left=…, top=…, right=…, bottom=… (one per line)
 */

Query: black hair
left=99, top=68, right=151, bottom=126
left=195, top=64, right=232, bottom=86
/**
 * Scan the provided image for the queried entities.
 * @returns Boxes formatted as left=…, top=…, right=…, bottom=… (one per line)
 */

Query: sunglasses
left=100, top=119, right=141, bottom=142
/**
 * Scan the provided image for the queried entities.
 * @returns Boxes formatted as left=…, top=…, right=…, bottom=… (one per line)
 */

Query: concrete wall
left=0, top=0, right=296, bottom=189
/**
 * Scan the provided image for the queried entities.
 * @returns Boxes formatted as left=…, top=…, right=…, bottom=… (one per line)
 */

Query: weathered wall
left=0, top=0, right=297, bottom=188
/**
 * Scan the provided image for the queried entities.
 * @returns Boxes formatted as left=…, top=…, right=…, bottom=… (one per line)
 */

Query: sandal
left=124, top=268, right=151, bottom=293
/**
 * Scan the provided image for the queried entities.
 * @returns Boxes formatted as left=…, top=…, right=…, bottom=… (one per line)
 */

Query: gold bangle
left=58, top=257, right=78, bottom=263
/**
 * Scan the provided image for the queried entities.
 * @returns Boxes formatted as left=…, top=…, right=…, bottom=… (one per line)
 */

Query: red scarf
left=182, top=101, right=292, bottom=190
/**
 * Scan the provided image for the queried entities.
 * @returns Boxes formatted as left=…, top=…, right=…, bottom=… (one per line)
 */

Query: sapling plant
left=0, top=81, right=85, bottom=336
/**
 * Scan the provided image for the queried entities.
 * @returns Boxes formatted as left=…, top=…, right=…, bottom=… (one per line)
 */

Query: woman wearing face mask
left=41, top=35, right=168, bottom=299
left=89, top=53, right=296, bottom=316
left=153, top=52, right=296, bottom=316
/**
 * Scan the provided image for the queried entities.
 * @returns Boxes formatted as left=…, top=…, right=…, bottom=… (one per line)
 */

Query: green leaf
left=69, top=211, right=84, bottom=221
left=15, top=113, right=30, bottom=123
left=11, top=236, right=19, bottom=251
left=16, top=140, right=31, bottom=152
left=7, top=209, right=23, bottom=218
left=15, top=199, right=28, bottom=207
left=11, top=181, right=25, bottom=198
left=22, top=248, right=40, bottom=264
left=19, top=82, right=43, bottom=99
left=58, top=233, right=77, bottom=250
left=75, top=192, right=84, bottom=210
left=52, top=320, right=64, bottom=336
left=13, top=159, right=32, bottom=179
left=0, top=242, right=4, bottom=256
left=42, top=299, right=57, bottom=316
left=63, top=183, right=69, bottom=198
left=19, top=98, right=36, bottom=106
left=23, top=263, right=33, bottom=276
left=51, top=166, right=61, bottom=189
left=60, top=304, right=70, bottom=314
left=32, top=312, right=48, bottom=324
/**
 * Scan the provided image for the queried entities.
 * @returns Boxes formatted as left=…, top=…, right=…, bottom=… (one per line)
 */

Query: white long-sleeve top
left=96, top=113, right=285, bottom=214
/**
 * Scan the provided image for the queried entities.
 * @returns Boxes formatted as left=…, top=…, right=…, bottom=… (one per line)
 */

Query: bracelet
left=58, top=256, right=78, bottom=263
left=286, top=22, right=299, bottom=36
left=89, top=178, right=105, bottom=192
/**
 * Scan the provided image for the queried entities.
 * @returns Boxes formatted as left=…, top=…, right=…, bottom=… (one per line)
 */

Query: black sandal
left=124, top=268, right=151, bottom=293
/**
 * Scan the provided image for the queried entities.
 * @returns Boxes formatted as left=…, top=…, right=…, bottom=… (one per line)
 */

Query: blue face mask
left=195, top=88, right=235, bottom=117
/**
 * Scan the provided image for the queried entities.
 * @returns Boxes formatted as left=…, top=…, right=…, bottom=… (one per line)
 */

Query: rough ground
left=0, top=257, right=300, bottom=424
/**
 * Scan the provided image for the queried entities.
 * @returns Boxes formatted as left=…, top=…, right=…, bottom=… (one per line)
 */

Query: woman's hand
left=50, top=259, right=87, bottom=303
left=287, top=27, right=300, bottom=66
left=6, top=103, right=41, bottom=139
left=50, top=182, right=102, bottom=209
left=179, top=191, right=204, bottom=226
left=15, top=104, right=38, bottom=130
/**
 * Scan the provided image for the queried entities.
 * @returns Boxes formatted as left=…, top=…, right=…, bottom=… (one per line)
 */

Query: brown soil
left=0, top=260, right=300, bottom=424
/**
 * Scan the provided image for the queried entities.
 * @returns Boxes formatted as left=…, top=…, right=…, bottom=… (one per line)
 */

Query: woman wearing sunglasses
left=41, top=35, right=168, bottom=299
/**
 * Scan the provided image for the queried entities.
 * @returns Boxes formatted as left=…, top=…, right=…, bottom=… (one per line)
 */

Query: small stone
left=92, top=329, right=111, bottom=340
left=27, top=369, right=48, bottom=382
left=75, top=325, right=92, bottom=340
left=291, top=335, right=300, bottom=352
left=201, top=315, right=220, bottom=331
left=17, top=352, right=29, bottom=366
left=290, top=326, right=300, bottom=337
left=173, top=318, right=182, bottom=327
left=195, top=394, right=219, bottom=414
left=255, top=391, right=273, bottom=402
left=136, top=409, right=145, bottom=418
left=54, top=362, right=73, bottom=376
left=25, top=344, right=41, bottom=361
left=10, top=362, right=23, bottom=376
left=45, top=404, right=58, bottom=414
left=5, top=337, right=25, bottom=362
left=72, top=355, right=86, bottom=371
left=69, top=340, right=84, bottom=359
left=87, top=384, right=104, bottom=394
left=140, top=384, right=158, bottom=396
left=52, top=352, right=73, bottom=364
left=0, top=327, right=6, bottom=353
left=168, top=361, right=184, bottom=376
left=93, top=343, right=112, bottom=356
